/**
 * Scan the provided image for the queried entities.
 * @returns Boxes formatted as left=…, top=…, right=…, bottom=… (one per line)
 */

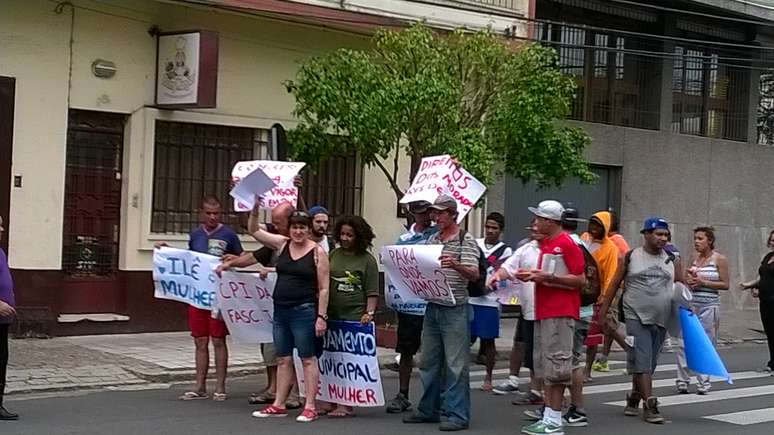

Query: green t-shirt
left=327, top=248, right=380, bottom=321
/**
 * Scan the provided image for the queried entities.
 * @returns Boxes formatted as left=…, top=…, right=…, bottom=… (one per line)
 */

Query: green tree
left=285, top=23, right=595, bottom=200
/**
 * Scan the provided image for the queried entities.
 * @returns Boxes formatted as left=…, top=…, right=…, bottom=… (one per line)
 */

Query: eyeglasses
left=291, top=211, right=310, bottom=218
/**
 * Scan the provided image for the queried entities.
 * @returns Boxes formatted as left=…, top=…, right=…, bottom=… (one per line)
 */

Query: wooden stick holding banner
left=294, top=321, right=385, bottom=407
left=380, top=244, right=455, bottom=306
left=399, top=154, right=486, bottom=223
left=153, top=247, right=221, bottom=310
left=231, top=160, right=306, bottom=211
left=215, top=271, right=276, bottom=344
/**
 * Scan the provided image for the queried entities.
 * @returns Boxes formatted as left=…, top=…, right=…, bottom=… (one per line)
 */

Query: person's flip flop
left=179, top=391, right=208, bottom=401
left=327, top=410, right=355, bottom=418
left=248, top=392, right=275, bottom=405
left=213, top=392, right=228, bottom=402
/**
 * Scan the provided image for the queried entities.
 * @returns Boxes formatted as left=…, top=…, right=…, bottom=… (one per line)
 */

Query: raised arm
left=251, top=225, right=288, bottom=251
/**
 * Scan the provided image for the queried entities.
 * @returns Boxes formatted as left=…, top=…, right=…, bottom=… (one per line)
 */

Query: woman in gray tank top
left=675, top=227, right=729, bottom=395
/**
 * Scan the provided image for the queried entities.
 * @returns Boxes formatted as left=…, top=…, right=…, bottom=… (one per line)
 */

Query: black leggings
left=0, top=323, right=7, bottom=403
left=760, top=300, right=774, bottom=370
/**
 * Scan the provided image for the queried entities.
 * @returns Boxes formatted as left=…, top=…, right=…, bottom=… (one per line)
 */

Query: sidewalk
left=7, top=315, right=766, bottom=396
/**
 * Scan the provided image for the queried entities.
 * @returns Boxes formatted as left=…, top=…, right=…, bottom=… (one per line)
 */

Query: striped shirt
left=691, top=254, right=721, bottom=306
left=427, top=229, right=479, bottom=306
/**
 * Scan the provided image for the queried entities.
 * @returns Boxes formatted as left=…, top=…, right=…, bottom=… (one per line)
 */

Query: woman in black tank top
left=248, top=211, right=330, bottom=422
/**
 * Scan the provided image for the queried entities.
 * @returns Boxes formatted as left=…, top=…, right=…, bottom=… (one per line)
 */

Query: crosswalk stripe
left=704, top=407, right=774, bottom=425
left=605, top=384, right=774, bottom=407
left=471, top=370, right=769, bottom=394
left=583, top=371, right=768, bottom=395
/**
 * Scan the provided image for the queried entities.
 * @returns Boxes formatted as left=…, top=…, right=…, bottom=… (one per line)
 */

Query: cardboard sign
left=380, top=244, right=455, bottom=306
left=153, top=247, right=220, bottom=310
left=231, top=160, right=306, bottom=211
left=384, top=275, right=427, bottom=315
left=295, top=321, right=385, bottom=407
left=215, top=271, right=276, bottom=344
left=399, top=155, right=486, bottom=223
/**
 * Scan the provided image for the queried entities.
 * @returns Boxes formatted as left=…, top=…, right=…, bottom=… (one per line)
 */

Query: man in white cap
left=519, top=200, right=586, bottom=435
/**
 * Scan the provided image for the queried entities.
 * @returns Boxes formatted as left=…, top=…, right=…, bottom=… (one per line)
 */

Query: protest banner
left=231, top=160, right=306, bottom=211
left=229, top=166, right=275, bottom=210
left=153, top=247, right=220, bottom=310
left=215, top=271, right=276, bottom=344
left=295, top=321, right=385, bottom=407
left=399, top=155, right=486, bottom=223
left=380, top=244, right=455, bottom=306
left=384, top=275, right=427, bottom=315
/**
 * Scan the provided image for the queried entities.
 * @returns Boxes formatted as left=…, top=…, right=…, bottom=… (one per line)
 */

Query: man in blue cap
left=599, top=217, right=682, bottom=425
left=308, top=205, right=335, bottom=253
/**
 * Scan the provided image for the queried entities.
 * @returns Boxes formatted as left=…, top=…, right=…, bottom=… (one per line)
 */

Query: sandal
left=179, top=391, right=208, bottom=401
left=213, top=392, right=228, bottom=402
left=328, top=408, right=355, bottom=418
left=252, top=405, right=288, bottom=418
left=248, top=391, right=275, bottom=405
left=480, top=382, right=493, bottom=392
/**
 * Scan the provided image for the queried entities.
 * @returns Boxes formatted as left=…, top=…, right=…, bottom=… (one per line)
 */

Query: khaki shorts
left=261, top=342, right=278, bottom=367
left=533, top=317, right=574, bottom=386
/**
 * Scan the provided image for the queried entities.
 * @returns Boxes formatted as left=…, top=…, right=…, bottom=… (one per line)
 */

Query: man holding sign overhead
left=403, top=195, right=479, bottom=432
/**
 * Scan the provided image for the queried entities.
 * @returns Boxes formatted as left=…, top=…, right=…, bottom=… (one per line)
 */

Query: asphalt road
left=4, top=343, right=774, bottom=435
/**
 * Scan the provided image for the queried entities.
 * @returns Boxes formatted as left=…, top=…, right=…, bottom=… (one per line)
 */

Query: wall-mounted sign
left=156, top=30, right=218, bottom=108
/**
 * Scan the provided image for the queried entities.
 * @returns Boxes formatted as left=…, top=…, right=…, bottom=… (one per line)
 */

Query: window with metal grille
left=536, top=22, right=661, bottom=130
left=671, top=46, right=749, bottom=142
left=758, top=73, right=774, bottom=146
left=152, top=120, right=268, bottom=234
left=300, top=150, right=363, bottom=221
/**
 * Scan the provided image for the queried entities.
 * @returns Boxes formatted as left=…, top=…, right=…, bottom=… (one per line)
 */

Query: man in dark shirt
left=161, top=196, right=243, bottom=401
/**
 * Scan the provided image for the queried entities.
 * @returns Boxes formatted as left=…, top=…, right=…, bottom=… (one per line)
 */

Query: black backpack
left=458, top=229, right=490, bottom=298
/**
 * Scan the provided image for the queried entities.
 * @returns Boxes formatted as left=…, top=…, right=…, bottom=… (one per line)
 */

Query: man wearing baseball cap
left=386, top=200, right=438, bottom=414
left=519, top=200, right=586, bottom=435
left=598, top=217, right=682, bottom=425
left=403, top=195, right=479, bottom=431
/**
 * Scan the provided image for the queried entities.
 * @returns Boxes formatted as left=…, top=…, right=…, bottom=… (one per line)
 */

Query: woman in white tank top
left=675, top=227, right=729, bottom=395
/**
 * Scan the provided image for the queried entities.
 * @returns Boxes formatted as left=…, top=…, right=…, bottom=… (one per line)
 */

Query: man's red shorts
left=188, top=306, right=229, bottom=338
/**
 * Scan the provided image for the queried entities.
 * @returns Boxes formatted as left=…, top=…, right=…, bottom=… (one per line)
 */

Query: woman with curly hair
left=322, top=215, right=379, bottom=417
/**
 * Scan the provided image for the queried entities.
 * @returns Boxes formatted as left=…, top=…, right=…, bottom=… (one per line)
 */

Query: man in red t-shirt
left=518, top=200, right=586, bottom=435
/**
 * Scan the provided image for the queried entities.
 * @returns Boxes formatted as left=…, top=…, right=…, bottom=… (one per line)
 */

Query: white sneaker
left=493, top=376, right=520, bottom=395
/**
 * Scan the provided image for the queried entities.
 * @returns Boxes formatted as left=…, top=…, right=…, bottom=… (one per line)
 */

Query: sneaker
left=512, top=391, right=544, bottom=406
left=252, top=405, right=289, bottom=418
left=643, top=397, right=665, bottom=424
left=676, top=381, right=689, bottom=394
left=696, top=384, right=710, bottom=395
left=386, top=392, right=412, bottom=413
left=0, top=406, right=19, bottom=421
left=403, top=413, right=441, bottom=424
left=296, top=408, right=319, bottom=423
left=493, top=376, right=520, bottom=395
left=562, top=405, right=588, bottom=427
left=592, top=360, right=609, bottom=372
left=624, top=392, right=641, bottom=417
left=521, top=420, right=564, bottom=435
left=439, top=421, right=469, bottom=431
left=523, top=405, right=545, bottom=421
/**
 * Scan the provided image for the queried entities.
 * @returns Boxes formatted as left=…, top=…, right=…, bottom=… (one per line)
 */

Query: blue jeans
left=273, top=302, right=318, bottom=358
left=417, top=303, right=471, bottom=426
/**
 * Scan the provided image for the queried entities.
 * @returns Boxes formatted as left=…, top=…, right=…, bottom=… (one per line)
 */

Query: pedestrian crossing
left=468, top=360, right=774, bottom=427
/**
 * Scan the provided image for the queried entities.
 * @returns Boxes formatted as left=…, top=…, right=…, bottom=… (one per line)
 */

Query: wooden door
left=60, top=110, right=125, bottom=313
left=0, top=77, right=14, bottom=254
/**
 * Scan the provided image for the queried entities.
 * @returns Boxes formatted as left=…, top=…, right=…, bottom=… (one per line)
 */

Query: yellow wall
left=2, top=0, right=493, bottom=271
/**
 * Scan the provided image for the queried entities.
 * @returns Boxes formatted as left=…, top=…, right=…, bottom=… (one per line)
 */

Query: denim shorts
left=273, top=302, right=318, bottom=359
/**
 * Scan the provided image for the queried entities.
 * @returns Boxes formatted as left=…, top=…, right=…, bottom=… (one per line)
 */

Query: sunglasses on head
left=291, top=211, right=310, bottom=218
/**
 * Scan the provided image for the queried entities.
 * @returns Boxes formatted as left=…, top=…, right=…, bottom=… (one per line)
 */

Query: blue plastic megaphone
left=679, top=307, right=732, bottom=384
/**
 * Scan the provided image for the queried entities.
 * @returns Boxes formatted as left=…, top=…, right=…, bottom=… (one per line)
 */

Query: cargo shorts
left=533, top=317, right=575, bottom=386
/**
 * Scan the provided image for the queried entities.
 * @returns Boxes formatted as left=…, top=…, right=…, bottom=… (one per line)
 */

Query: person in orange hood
left=581, top=211, right=625, bottom=380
